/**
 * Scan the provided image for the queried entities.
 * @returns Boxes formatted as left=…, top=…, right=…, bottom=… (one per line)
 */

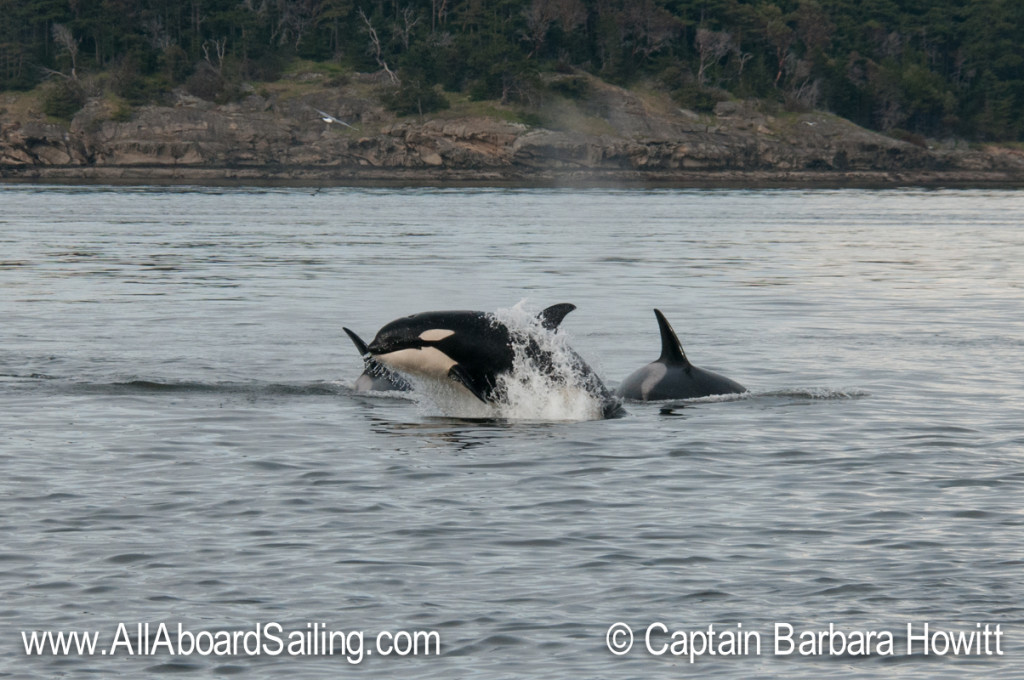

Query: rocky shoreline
left=4, top=78, right=1023, bottom=187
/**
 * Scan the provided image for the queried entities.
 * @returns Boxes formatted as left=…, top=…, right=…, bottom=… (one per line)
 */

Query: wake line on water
left=622, top=387, right=870, bottom=405
left=759, top=387, right=870, bottom=400
left=4, top=375, right=865, bottom=411
left=1, top=374, right=372, bottom=398
left=93, top=380, right=353, bottom=396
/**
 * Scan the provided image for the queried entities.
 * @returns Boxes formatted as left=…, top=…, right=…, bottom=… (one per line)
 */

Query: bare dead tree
left=394, top=6, right=421, bottom=51
left=879, top=30, right=902, bottom=60
left=790, top=77, right=822, bottom=110
left=695, top=27, right=734, bottom=86
left=51, top=23, right=80, bottom=80
left=359, top=9, right=398, bottom=84
left=736, top=50, right=754, bottom=77
left=431, top=0, right=450, bottom=33
left=241, top=0, right=268, bottom=14
left=622, top=0, right=679, bottom=61
left=787, top=57, right=821, bottom=109
left=202, top=38, right=227, bottom=75
left=553, top=0, right=586, bottom=33
left=142, top=18, right=172, bottom=50
left=522, top=0, right=556, bottom=58
left=276, top=0, right=324, bottom=49
left=843, top=55, right=866, bottom=89
left=0, top=45, right=28, bottom=84
left=876, top=97, right=906, bottom=131
left=190, top=0, right=206, bottom=37
left=522, top=0, right=583, bottom=58
left=951, top=49, right=974, bottom=89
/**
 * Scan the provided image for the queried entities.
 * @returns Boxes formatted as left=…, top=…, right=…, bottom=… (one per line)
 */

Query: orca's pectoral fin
left=538, top=303, right=576, bottom=331
left=448, top=364, right=490, bottom=403
left=343, top=327, right=370, bottom=356
left=653, top=309, right=690, bottom=365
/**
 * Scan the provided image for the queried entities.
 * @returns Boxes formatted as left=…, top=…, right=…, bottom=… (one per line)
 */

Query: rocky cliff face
left=3, top=80, right=1022, bottom=185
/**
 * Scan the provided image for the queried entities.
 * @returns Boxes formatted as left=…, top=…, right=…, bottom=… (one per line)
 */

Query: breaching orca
left=616, top=309, right=746, bottom=401
left=343, top=327, right=413, bottom=393
left=366, top=303, right=622, bottom=418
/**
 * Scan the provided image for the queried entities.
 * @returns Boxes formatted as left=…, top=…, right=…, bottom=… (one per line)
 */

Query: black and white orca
left=616, top=309, right=746, bottom=401
left=343, top=327, right=413, bottom=393
left=366, top=303, right=623, bottom=418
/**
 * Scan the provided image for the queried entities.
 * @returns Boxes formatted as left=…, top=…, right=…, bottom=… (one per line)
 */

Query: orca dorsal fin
left=653, top=309, right=690, bottom=365
left=343, top=327, right=370, bottom=356
left=538, top=303, right=576, bottom=331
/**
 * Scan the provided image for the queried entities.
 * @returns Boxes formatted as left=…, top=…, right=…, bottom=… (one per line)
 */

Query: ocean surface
left=1, top=185, right=1022, bottom=678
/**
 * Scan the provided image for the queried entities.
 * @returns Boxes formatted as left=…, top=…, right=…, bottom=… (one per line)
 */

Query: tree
left=695, top=27, right=734, bottom=86
left=758, top=4, right=794, bottom=88
left=51, top=23, right=80, bottom=79
left=359, top=8, right=398, bottom=83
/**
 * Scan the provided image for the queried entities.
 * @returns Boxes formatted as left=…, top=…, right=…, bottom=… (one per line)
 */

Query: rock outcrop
left=3, top=81, right=1023, bottom=185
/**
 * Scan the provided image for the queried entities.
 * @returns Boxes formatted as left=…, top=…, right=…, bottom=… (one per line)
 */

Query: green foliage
left=1, top=0, right=1022, bottom=140
left=548, top=75, right=591, bottom=100
left=110, top=57, right=168, bottom=106
left=185, top=62, right=225, bottom=102
left=674, top=84, right=730, bottom=113
left=889, top=128, right=928, bottom=148
left=109, top=98, right=134, bottom=122
left=184, top=61, right=245, bottom=104
left=159, top=46, right=191, bottom=85
left=246, top=51, right=287, bottom=83
left=662, top=66, right=728, bottom=113
left=517, top=111, right=544, bottom=128
left=42, top=78, right=84, bottom=118
left=383, top=80, right=449, bottom=116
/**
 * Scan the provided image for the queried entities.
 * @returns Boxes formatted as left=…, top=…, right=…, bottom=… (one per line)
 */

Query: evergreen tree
left=0, top=0, right=1021, bottom=140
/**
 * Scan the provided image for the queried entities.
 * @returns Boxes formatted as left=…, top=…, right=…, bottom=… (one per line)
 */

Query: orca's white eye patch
left=418, top=329, right=455, bottom=342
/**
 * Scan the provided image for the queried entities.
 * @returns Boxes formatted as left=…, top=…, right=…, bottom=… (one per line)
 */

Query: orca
left=616, top=309, right=746, bottom=401
left=343, top=327, right=413, bottom=393
left=365, top=303, right=622, bottom=418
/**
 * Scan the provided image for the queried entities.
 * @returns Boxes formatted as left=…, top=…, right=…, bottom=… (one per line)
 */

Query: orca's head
left=366, top=312, right=462, bottom=355
left=366, top=312, right=470, bottom=380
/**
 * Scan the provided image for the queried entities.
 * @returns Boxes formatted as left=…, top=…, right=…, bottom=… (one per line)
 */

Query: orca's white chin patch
left=374, top=347, right=456, bottom=381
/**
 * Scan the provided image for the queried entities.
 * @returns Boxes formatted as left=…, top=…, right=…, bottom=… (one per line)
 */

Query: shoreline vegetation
left=4, top=102, right=1023, bottom=187
left=2, top=0, right=1023, bottom=187
left=3, top=69, right=1023, bottom=187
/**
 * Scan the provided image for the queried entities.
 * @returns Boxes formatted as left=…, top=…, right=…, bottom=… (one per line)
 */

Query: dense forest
left=1, top=0, right=1022, bottom=140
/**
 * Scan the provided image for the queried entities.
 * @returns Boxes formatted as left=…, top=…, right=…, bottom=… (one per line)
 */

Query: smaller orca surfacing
left=343, top=327, right=413, bottom=393
left=616, top=309, right=746, bottom=401
left=366, top=303, right=622, bottom=420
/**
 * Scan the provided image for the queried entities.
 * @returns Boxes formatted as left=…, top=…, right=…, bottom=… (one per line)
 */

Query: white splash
left=410, top=301, right=607, bottom=422
left=492, top=301, right=606, bottom=421
left=413, top=378, right=498, bottom=419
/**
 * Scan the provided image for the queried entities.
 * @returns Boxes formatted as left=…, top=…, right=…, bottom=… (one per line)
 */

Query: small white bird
left=314, top=108, right=354, bottom=128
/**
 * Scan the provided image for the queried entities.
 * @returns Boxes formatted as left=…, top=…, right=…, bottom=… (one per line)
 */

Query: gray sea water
left=1, top=185, right=1022, bottom=678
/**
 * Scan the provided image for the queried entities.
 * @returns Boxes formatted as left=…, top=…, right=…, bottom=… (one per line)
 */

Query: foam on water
left=494, top=302, right=607, bottom=421
left=762, top=387, right=871, bottom=400
left=412, top=378, right=498, bottom=419
left=650, top=387, right=869, bottom=404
